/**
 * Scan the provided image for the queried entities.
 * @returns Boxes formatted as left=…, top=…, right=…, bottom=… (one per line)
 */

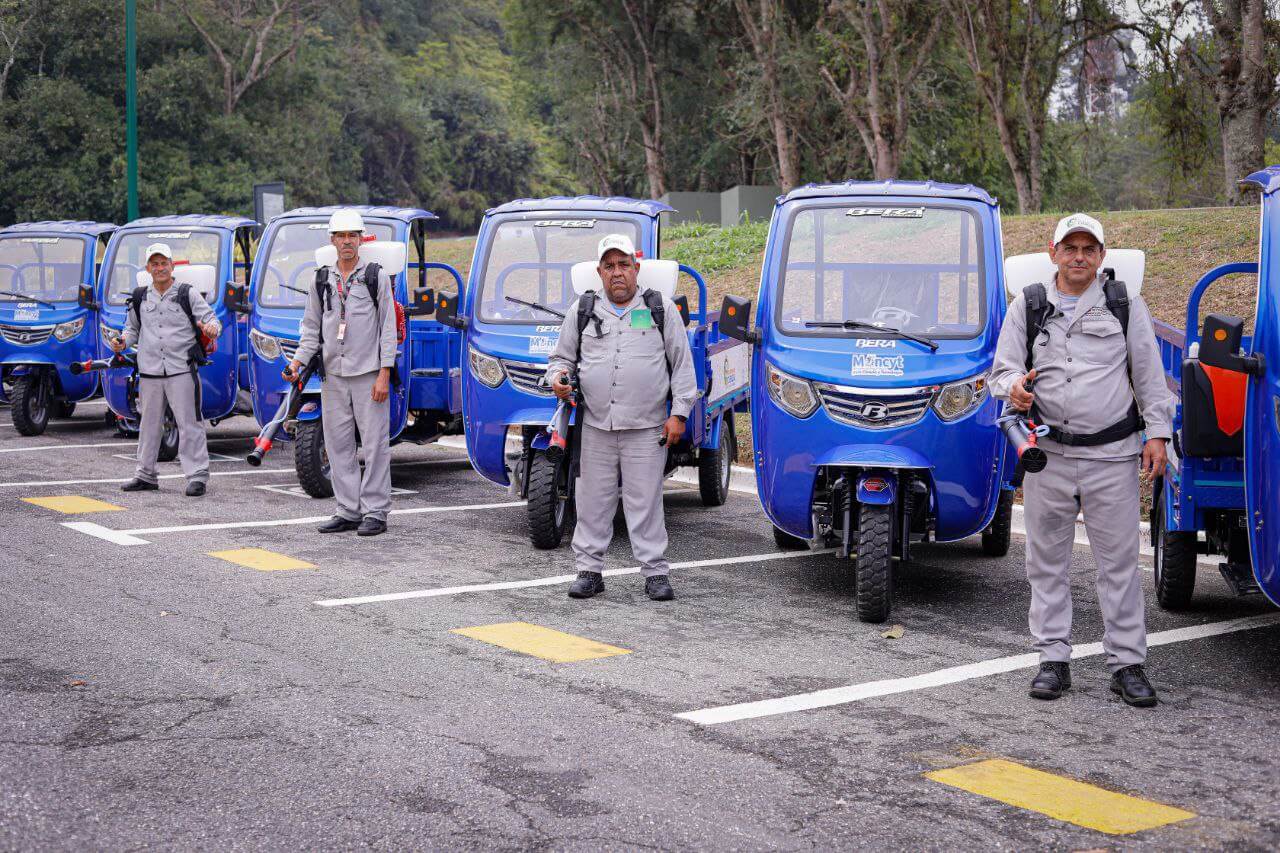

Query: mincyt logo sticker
left=851, top=353, right=905, bottom=377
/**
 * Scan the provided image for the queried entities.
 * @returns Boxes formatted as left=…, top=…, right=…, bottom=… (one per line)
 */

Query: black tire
left=52, top=400, right=76, bottom=419
left=698, top=424, right=734, bottom=507
left=982, top=489, right=1014, bottom=557
left=104, top=409, right=120, bottom=430
left=772, top=523, right=808, bottom=550
left=855, top=503, right=893, bottom=623
left=1153, top=489, right=1197, bottom=610
left=10, top=373, right=51, bottom=436
left=157, top=407, right=179, bottom=463
left=528, top=449, right=573, bottom=549
left=294, top=419, right=333, bottom=498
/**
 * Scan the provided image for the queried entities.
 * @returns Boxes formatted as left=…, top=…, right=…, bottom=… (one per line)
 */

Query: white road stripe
left=119, top=500, right=524, bottom=536
left=676, top=612, right=1280, bottom=725
left=0, top=441, right=136, bottom=454
left=0, top=467, right=294, bottom=488
left=315, top=548, right=836, bottom=607
left=60, top=521, right=151, bottom=546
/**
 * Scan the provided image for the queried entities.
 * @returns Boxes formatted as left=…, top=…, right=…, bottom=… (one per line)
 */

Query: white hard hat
left=1053, top=213, right=1104, bottom=247
left=327, top=209, right=365, bottom=234
left=144, top=242, right=173, bottom=261
left=596, top=233, right=636, bottom=262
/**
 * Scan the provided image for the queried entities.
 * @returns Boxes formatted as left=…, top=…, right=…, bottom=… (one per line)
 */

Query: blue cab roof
left=1243, top=166, right=1280, bottom=195
left=485, top=196, right=674, bottom=217
left=0, top=221, right=117, bottom=237
left=780, top=180, right=998, bottom=207
left=276, top=206, right=436, bottom=223
left=120, top=214, right=258, bottom=231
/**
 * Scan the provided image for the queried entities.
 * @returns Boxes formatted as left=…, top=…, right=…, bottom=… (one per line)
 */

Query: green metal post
left=125, top=0, right=138, bottom=220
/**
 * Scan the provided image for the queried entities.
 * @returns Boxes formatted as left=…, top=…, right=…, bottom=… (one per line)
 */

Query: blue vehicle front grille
left=0, top=323, right=53, bottom=345
left=503, top=359, right=553, bottom=397
left=814, top=382, right=934, bottom=430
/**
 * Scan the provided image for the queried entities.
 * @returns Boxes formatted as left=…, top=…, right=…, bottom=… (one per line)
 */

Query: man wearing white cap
left=545, top=233, right=697, bottom=601
left=112, top=242, right=221, bottom=496
left=991, top=213, right=1174, bottom=707
left=284, top=209, right=397, bottom=536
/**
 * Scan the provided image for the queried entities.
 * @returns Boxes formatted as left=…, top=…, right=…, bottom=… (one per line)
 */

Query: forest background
left=0, top=0, right=1277, bottom=230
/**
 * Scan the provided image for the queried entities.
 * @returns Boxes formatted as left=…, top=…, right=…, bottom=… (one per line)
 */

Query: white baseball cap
left=1053, top=213, right=1104, bottom=247
left=597, top=234, right=636, bottom=262
left=144, top=242, right=173, bottom=261
left=327, top=209, right=366, bottom=233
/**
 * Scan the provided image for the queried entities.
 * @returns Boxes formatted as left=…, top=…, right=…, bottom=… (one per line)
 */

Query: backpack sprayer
left=246, top=357, right=319, bottom=466
left=997, top=376, right=1048, bottom=473
left=544, top=372, right=578, bottom=463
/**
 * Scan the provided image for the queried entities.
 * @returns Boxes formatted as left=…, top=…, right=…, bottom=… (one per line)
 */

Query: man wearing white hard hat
left=112, top=242, right=221, bottom=496
left=285, top=208, right=397, bottom=536
left=544, top=233, right=697, bottom=601
left=991, top=213, right=1173, bottom=707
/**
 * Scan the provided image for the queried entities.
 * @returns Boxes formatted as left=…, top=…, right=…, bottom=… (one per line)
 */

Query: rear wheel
left=295, top=420, right=333, bottom=498
left=1153, top=489, right=1197, bottom=610
left=10, top=373, right=51, bottom=436
left=157, top=407, right=179, bottom=463
left=698, top=424, right=734, bottom=507
left=528, top=449, right=573, bottom=549
left=772, top=524, right=808, bottom=551
left=982, top=489, right=1015, bottom=557
left=855, top=503, right=893, bottom=623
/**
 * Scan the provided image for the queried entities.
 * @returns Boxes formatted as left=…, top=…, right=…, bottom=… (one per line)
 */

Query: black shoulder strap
left=1102, top=276, right=1130, bottom=337
left=363, top=262, right=382, bottom=313
left=314, top=266, right=329, bottom=312
left=641, top=289, right=666, bottom=347
left=1022, top=283, right=1050, bottom=373
left=175, top=283, right=197, bottom=328
left=130, top=285, right=148, bottom=329
left=576, top=291, right=598, bottom=338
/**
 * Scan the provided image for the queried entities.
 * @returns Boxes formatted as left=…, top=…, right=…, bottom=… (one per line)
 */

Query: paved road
left=2, top=404, right=1278, bottom=850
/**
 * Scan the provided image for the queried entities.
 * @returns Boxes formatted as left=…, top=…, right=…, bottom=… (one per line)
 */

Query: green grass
left=664, top=221, right=770, bottom=277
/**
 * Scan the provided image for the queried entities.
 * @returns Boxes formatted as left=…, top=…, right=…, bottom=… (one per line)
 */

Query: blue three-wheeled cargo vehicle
left=0, top=221, right=116, bottom=435
left=719, top=181, right=1016, bottom=623
left=437, top=196, right=751, bottom=548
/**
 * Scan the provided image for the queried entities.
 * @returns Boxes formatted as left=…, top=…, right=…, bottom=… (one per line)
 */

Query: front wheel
left=855, top=503, right=893, bottom=624
left=1153, top=489, right=1197, bottom=610
left=10, top=373, right=51, bottom=436
left=982, top=489, right=1014, bottom=557
left=294, top=419, right=334, bottom=498
left=698, top=424, right=734, bottom=507
left=527, top=449, right=574, bottom=549
left=772, top=524, right=808, bottom=551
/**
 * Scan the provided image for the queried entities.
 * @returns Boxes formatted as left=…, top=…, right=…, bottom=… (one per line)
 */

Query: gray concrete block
left=659, top=192, right=721, bottom=226
left=720, top=185, right=782, bottom=227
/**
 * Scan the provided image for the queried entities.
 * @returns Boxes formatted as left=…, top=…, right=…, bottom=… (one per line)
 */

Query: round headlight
left=932, top=376, right=987, bottom=421
left=469, top=345, right=506, bottom=388
left=766, top=362, right=818, bottom=418
left=250, top=329, right=282, bottom=361
left=52, top=317, right=85, bottom=341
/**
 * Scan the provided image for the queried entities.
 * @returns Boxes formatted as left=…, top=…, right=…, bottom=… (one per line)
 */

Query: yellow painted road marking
left=22, top=495, right=124, bottom=514
left=925, top=759, right=1195, bottom=835
left=207, top=548, right=315, bottom=572
left=452, top=622, right=631, bottom=663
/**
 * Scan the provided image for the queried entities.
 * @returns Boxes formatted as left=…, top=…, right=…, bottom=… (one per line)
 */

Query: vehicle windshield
left=776, top=205, right=984, bottom=339
left=477, top=218, right=642, bottom=323
left=256, top=220, right=395, bottom=308
left=104, top=230, right=224, bottom=305
left=0, top=236, right=87, bottom=303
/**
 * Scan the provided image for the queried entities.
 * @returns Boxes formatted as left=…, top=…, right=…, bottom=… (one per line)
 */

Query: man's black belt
left=1038, top=402, right=1144, bottom=448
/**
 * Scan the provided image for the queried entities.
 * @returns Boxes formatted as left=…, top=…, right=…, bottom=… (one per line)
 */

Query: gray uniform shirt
left=990, top=274, right=1174, bottom=459
left=294, top=261, right=397, bottom=378
left=545, top=291, right=698, bottom=430
left=122, top=283, right=221, bottom=377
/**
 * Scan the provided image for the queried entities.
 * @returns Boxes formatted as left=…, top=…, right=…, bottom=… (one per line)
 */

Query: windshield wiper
left=804, top=319, right=939, bottom=352
left=505, top=295, right=565, bottom=320
left=0, top=290, right=56, bottom=309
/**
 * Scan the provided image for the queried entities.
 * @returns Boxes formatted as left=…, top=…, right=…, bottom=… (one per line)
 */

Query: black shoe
left=1029, top=661, right=1071, bottom=700
left=185, top=481, right=206, bottom=497
left=317, top=516, right=360, bottom=534
left=120, top=478, right=158, bottom=492
left=568, top=571, right=604, bottom=599
left=1110, top=664, right=1158, bottom=707
left=356, top=517, right=387, bottom=537
left=645, top=574, right=674, bottom=601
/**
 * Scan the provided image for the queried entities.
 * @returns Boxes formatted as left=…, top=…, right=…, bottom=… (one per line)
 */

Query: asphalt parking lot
left=3, top=402, right=1279, bottom=850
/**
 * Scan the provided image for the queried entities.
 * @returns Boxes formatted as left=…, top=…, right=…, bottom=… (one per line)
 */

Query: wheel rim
left=1153, top=512, right=1165, bottom=585
left=719, top=430, right=732, bottom=491
left=320, top=433, right=330, bottom=482
left=29, top=376, right=49, bottom=424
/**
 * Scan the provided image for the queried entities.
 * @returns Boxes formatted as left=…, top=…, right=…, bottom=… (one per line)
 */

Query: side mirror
left=406, top=286, right=435, bottom=316
left=719, top=295, right=758, bottom=344
left=673, top=294, right=690, bottom=326
left=435, top=291, right=466, bottom=330
left=224, top=282, right=249, bottom=314
left=77, top=283, right=98, bottom=311
left=1200, top=313, right=1265, bottom=377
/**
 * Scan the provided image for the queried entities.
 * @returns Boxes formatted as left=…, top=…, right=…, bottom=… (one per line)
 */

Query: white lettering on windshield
left=845, top=208, right=924, bottom=219
left=146, top=232, right=192, bottom=239
left=19, top=238, right=60, bottom=244
left=534, top=220, right=597, bottom=229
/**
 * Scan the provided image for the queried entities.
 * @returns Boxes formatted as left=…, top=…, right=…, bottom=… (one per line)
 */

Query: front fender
left=812, top=444, right=933, bottom=470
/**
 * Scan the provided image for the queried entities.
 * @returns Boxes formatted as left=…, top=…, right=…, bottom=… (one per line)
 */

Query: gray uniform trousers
left=1022, top=450, right=1146, bottom=672
left=321, top=370, right=392, bottom=523
left=136, top=373, right=208, bottom=485
left=572, top=423, right=670, bottom=578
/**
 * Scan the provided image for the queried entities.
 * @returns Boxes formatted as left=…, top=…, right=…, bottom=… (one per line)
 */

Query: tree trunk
left=1203, top=0, right=1275, bottom=204
left=1221, top=104, right=1265, bottom=204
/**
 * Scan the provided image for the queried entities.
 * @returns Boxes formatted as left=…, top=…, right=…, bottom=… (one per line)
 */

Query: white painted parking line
left=676, top=612, right=1280, bottom=726
left=0, top=467, right=294, bottom=488
left=61, top=522, right=151, bottom=546
left=254, top=483, right=419, bottom=498
left=0, top=441, right=137, bottom=454
left=315, top=548, right=836, bottom=607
